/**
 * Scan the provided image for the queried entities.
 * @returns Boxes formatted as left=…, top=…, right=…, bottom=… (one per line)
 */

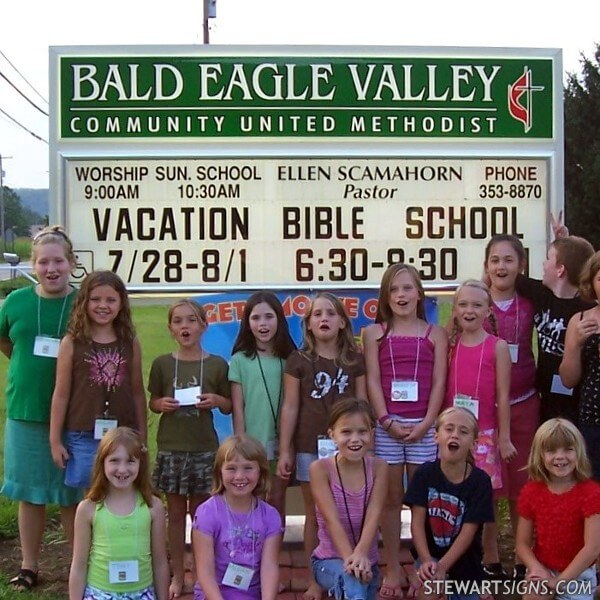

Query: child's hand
left=404, top=422, right=428, bottom=443
left=417, top=559, right=438, bottom=582
left=499, top=438, right=517, bottom=461
left=196, top=393, right=220, bottom=410
left=344, top=552, right=372, bottom=582
left=550, top=211, right=569, bottom=239
left=574, top=317, right=600, bottom=346
left=276, top=452, right=294, bottom=479
left=50, top=441, right=69, bottom=470
left=526, top=563, right=552, bottom=582
left=155, top=396, right=179, bottom=413
left=388, top=421, right=411, bottom=440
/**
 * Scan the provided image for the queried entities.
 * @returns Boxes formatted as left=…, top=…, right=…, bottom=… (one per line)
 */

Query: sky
left=1, top=0, right=598, bottom=190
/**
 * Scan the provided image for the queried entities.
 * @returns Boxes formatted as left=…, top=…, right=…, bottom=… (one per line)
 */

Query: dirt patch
left=0, top=525, right=71, bottom=595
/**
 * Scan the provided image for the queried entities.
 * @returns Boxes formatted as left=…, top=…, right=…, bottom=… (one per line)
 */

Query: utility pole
left=0, top=155, right=13, bottom=253
left=204, top=0, right=216, bottom=44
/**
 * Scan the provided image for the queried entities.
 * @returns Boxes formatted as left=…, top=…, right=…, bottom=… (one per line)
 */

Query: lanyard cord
left=334, top=455, right=368, bottom=548
left=224, top=494, right=255, bottom=564
left=174, top=351, right=204, bottom=393
left=389, top=323, right=421, bottom=382
left=256, top=354, right=283, bottom=435
left=37, top=291, right=69, bottom=337
left=454, top=336, right=486, bottom=400
left=496, top=297, right=520, bottom=344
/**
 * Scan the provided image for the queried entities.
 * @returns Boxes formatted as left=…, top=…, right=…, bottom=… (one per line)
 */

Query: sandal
left=9, top=568, right=38, bottom=591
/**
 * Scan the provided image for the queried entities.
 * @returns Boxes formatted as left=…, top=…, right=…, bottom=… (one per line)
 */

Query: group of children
left=2, top=224, right=600, bottom=600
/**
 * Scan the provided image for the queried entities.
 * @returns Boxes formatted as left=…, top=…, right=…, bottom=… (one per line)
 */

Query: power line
left=0, top=69, right=49, bottom=116
left=0, top=106, right=48, bottom=144
left=0, top=49, right=48, bottom=106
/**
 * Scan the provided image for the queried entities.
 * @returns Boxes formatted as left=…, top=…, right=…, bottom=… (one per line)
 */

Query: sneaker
left=512, top=564, right=527, bottom=582
left=482, top=563, right=510, bottom=580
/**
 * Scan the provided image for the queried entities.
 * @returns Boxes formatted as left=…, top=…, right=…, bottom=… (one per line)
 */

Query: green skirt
left=2, top=419, right=82, bottom=506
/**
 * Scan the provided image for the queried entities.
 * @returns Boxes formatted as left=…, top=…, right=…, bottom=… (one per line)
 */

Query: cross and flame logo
left=508, top=67, right=545, bottom=133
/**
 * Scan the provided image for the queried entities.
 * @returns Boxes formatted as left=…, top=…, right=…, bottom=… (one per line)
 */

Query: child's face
left=388, top=270, right=420, bottom=319
left=485, top=241, right=522, bottom=293
left=87, top=284, right=122, bottom=327
left=542, top=245, right=562, bottom=288
left=249, top=302, right=278, bottom=348
left=328, top=413, right=372, bottom=462
left=169, top=305, right=205, bottom=348
left=104, top=444, right=139, bottom=489
left=307, top=297, right=345, bottom=343
left=454, top=286, right=490, bottom=332
left=435, top=411, right=476, bottom=463
left=543, top=445, right=577, bottom=482
left=221, top=455, right=260, bottom=498
left=33, top=242, right=73, bottom=297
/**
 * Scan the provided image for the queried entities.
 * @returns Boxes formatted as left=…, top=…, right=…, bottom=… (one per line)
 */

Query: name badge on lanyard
left=453, top=394, right=479, bottom=419
left=317, top=436, right=337, bottom=459
left=508, top=343, right=519, bottom=364
left=94, top=417, right=118, bottom=440
left=391, top=380, right=419, bottom=402
left=551, top=374, right=573, bottom=396
left=33, top=335, right=60, bottom=358
left=266, top=438, right=279, bottom=461
left=222, top=563, right=254, bottom=591
left=175, top=385, right=202, bottom=406
left=108, top=560, right=139, bottom=584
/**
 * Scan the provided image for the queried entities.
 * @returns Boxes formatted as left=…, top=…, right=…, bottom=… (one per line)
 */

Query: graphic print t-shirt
left=404, top=460, right=493, bottom=582
left=285, top=350, right=365, bottom=454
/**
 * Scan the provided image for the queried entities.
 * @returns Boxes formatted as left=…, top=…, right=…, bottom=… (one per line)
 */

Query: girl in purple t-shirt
left=192, top=435, right=282, bottom=600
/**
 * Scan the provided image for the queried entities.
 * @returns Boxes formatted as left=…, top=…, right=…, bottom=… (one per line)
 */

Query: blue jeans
left=64, top=431, right=100, bottom=489
left=312, top=557, right=378, bottom=600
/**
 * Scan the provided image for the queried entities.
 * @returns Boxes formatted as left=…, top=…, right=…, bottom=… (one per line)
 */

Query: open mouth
left=448, top=442, right=460, bottom=451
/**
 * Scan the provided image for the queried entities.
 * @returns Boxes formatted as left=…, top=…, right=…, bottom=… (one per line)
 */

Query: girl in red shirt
left=516, top=418, right=600, bottom=599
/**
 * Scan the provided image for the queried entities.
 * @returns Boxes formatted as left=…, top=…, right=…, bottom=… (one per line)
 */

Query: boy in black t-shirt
left=516, top=235, right=594, bottom=424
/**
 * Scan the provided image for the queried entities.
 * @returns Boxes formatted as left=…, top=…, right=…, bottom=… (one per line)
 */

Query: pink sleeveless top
left=485, top=295, right=536, bottom=404
left=313, top=456, right=378, bottom=565
left=445, top=334, right=498, bottom=431
left=378, top=324, right=435, bottom=418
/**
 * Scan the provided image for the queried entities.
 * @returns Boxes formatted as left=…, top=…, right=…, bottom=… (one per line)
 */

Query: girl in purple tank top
left=310, top=398, right=388, bottom=600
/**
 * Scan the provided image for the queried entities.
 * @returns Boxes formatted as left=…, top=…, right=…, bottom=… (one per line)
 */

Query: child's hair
left=31, top=225, right=76, bottom=265
left=301, top=292, right=359, bottom=367
left=87, top=427, right=154, bottom=507
left=68, top=270, right=135, bottom=343
left=435, top=406, right=479, bottom=465
left=578, top=251, right=600, bottom=301
left=527, top=418, right=591, bottom=483
left=328, top=397, right=375, bottom=430
left=449, top=279, right=497, bottom=345
left=168, top=299, right=207, bottom=326
left=484, top=234, right=527, bottom=267
left=375, top=263, right=426, bottom=335
left=212, top=434, right=270, bottom=497
left=551, top=236, right=594, bottom=287
left=231, top=291, right=296, bottom=359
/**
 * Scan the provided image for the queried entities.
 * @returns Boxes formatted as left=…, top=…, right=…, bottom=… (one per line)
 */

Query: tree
left=564, top=44, right=600, bottom=249
left=0, top=186, right=43, bottom=238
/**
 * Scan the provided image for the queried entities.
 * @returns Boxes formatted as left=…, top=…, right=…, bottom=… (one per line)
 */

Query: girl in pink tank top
left=447, top=279, right=516, bottom=580
left=310, top=398, right=388, bottom=600
left=363, top=264, right=448, bottom=597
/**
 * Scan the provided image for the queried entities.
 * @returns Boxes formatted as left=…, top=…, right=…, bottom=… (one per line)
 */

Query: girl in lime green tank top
left=69, top=427, right=169, bottom=600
